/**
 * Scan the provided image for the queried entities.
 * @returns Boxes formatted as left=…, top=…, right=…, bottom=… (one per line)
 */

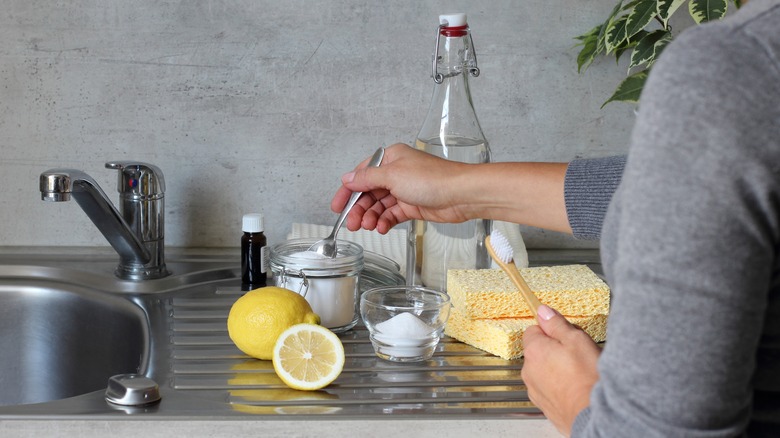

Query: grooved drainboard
left=168, top=289, right=540, bottom=417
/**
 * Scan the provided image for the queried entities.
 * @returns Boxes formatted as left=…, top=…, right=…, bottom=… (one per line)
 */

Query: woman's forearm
left=457, top=162, right=572, bottom=234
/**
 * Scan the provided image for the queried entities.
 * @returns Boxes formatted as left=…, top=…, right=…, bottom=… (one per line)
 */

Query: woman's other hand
left=522, top=305, right=602, bottom=436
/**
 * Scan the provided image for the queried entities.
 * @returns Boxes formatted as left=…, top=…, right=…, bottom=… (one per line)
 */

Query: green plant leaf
left=576, top=0, right=737, bottom=108
left=574, top=23, right=602, bottom=42
left=596, top=1, right=625, bottom=55
left=606, top=1, right=628, bottom=22
left=577, top=37, right=600, bottom=72
left=621, top=0, right=647, bottom=12
left=575, top=25, right=604, bottom=72
left=615, top=45, right=636, bottom=63
left=605, top=16, right=629, bottom=53
left=602, top=70, right=649, bottom=107
left=646, top=35, right=672, bottom=68
left=689, top=0, right=728, bottom=23
left=629, top=29, right=672, bottom=70
left=658, top=0, right=687, bottom=27
left=615, top=33, right=642, bottom=63
left=625, top=0, right=658, bottom=39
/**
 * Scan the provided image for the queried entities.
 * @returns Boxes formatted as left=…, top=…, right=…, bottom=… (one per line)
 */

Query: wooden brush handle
left=505, top=267, right=543, bottom=318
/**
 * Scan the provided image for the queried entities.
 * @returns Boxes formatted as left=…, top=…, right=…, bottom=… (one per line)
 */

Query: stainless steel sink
left=0, top=247, right=239, bottom=412
left=0, top=279, right=148, bottom=406
left=0, top=246, right=601, bottom=420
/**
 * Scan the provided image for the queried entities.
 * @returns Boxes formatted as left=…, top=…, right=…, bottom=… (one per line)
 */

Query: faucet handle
left=106, top=161, right=166, bottom=197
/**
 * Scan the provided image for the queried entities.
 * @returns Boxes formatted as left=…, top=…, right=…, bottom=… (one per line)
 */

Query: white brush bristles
left=489, top=229, right=514, bottom=264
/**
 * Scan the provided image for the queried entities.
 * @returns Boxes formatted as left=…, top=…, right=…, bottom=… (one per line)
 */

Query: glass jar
left=270, top=238, right=364, bottom=333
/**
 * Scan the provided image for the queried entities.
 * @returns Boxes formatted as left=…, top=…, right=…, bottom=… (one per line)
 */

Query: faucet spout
left=40, top=163, right=169, bottom=280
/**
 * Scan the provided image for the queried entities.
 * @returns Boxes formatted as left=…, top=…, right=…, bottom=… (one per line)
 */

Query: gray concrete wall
left=0, top=0, right=638, bottom=250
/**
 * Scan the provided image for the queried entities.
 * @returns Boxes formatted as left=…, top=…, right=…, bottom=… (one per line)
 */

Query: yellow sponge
left=447, top=265, right=610, bottom=318
left=445, top=306, right=608, bottom=360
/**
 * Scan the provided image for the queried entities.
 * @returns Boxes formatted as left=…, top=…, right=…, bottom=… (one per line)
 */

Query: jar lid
left=270, top=238, right=364, bottom=275
left=242, top=213, right=264, bottom=233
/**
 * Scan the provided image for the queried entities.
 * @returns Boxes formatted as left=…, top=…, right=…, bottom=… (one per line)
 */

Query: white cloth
left=289, top=221, right=528, bottom=277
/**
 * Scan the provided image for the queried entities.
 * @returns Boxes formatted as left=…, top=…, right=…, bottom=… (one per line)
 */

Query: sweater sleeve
left=563, top=155, right=626, bottom=240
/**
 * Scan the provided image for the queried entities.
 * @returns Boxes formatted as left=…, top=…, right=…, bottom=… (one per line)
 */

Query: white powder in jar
left=279, top=251, right=358, bottom=330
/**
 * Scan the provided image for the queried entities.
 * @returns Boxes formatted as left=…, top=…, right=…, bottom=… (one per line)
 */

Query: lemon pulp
left=272, top=323, right=345, bottom=391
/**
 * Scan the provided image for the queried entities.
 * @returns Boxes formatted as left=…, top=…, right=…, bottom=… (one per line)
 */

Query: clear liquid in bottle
left=407, top=136, right=491, bottom=291
left=406, top=13, right=492, bottom=292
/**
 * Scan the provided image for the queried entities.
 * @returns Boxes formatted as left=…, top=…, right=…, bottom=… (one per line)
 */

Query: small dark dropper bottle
left=241, top=213, right=267, bottom=290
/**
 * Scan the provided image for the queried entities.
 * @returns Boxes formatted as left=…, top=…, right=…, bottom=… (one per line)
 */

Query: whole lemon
left=227, top=286, right=320, bottom=360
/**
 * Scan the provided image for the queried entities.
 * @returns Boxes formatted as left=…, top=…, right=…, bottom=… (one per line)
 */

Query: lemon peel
left=227, top=287, right=320, bottom=360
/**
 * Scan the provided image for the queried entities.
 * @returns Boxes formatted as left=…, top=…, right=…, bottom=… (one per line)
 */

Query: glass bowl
left=360, top=286, right=451, bottom=362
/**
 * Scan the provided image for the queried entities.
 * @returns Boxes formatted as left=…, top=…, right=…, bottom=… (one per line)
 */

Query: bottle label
left=261, top=245, right=269, bottom=274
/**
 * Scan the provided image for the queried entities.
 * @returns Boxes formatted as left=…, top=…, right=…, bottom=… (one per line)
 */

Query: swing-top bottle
left=407, top=13, right=492, bottom=291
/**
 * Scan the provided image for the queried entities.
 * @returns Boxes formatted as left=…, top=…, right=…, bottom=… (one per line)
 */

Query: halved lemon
left=272, top=323, right=345, bottom=391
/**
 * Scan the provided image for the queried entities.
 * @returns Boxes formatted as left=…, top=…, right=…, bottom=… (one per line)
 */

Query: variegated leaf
left=625, top=0, right=657, bottom=39
left=575, top=24, right=605, bottom=72
left=658, top=0, right=687, bottom=27
left=574, top=24, right=602, bottom=42
left=576, top=32, right=601, bottom=73
left=689, top=0, right=728, bottom=23
left=629, top=29, right=672, bottom=70
left=605, top=16, right=629, bottom=53
left=595, top=1, right=627, bottom=53
left=621, top=0, right=644, bottom=12
left=615, top=32, right=643, bottom=63
left=602, top=70, right=649, bottom=107
left=607, top=1, right=627, bottom=21
left=643, top=36, right=672, bottom=69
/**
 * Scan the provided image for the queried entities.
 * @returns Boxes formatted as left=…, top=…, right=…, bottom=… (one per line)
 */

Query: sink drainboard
left=169, top=287, right=540, bottom=417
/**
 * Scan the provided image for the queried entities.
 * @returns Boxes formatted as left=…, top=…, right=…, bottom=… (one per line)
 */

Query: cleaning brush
left=485, top=229, right=543, bottom=318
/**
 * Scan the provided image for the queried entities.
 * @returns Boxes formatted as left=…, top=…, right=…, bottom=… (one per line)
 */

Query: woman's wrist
left=455, top=162, right=571, bottom=233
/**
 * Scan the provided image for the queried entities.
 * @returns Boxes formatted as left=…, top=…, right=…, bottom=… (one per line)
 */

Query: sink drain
left=105, top=374, right=161, bottom=407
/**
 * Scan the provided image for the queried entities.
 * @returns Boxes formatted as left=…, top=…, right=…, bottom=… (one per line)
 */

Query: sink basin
left=0, top=279, right=149, bottom=406
left=0, top=248, right=239, bottom=410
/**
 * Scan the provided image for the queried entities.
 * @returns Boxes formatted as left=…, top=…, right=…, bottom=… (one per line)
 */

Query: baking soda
left=283, top=251, right=358, bottom=329
left=373, top=312, right=436, bottom=358
left=375, top=312, right=434, bottom=339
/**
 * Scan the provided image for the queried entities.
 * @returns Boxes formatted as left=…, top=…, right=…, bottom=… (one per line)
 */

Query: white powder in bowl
left=372, top=312, right=437, bottom=358
left=375, top=312, right=434, bottom=339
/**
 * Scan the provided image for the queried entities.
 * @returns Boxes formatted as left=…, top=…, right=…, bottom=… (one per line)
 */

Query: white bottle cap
left=242, top=213, right=264, bottom=233
left=439, top=13, right=467, bottom=27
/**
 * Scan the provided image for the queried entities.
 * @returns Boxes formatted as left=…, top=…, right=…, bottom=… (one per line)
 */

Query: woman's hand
left=331, top=143, right=473, bottom=233
left=330, top=143, right=573, bottom=234
left=522, top=305, right=602, bottom=436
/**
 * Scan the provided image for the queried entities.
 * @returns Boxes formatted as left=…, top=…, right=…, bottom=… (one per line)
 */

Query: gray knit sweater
left=563, top=1, right=780, bottom=436
left=564, top=155, right=626, bottom=240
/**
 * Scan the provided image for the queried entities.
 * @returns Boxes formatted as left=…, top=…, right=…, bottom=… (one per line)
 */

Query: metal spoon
left=308, top=147, right=385, bottom=258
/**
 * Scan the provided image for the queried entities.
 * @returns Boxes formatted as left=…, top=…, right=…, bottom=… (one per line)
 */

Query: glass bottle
left=241, top=213, right=268, bottom=289
left=407, top=13, right=492, bottom=291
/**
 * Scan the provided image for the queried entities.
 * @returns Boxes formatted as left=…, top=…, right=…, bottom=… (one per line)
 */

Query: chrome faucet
left=39, top=161, right=169, bottom=280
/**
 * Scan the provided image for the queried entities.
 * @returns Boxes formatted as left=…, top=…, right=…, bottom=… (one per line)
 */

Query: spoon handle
left=331, top=147, right=385, bottom=233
